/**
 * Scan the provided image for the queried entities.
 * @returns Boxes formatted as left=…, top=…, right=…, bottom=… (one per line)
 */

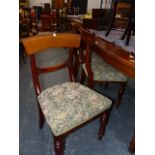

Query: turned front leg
left=98, top=109, right=111, bottom=140
left=54, top=136, right=65, bottom=155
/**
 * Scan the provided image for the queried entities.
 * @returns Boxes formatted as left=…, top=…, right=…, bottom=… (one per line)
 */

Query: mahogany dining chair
left=22, top=33, right=113, bottom=155
left=79, top=28, right=128, bottom=107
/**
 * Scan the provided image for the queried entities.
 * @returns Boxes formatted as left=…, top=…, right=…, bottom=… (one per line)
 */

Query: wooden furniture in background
left=51, top=0, right=65, bottom=32
left=19, top=0, right=29, bottom=7
left=106, top=0, right=133, bottom=36
left=81, top=8, right=111, bottom=30
left=22, top=33, right=113, bottom=155
left=42, top=3, right=51, bottom=14
left=121, top=0, right=135, bottom=45
left=71, top=0, right=88, bottom=14
left=40, top=14, right=52, bottom=31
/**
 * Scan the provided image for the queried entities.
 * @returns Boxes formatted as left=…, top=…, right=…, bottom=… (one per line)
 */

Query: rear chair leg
left=68, top=66, right=75, bottom=82
left=73, top=50, right=80, bottom=82
left=37, top=102, right=45, bottom=129
left=98, top=109, right=111, bottom=140
left=115, top=82, right=127, bottom=108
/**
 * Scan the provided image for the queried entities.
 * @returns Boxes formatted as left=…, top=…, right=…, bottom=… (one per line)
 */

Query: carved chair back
left=22, top=33, right=81, bottom=96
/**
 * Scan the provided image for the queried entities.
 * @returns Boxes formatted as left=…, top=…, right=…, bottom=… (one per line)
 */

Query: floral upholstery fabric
left=38, top=82, right=112, bottom=136
left=83, top=53, right=127, bottom=81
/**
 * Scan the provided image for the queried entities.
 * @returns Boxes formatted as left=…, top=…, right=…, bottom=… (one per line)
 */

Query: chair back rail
left=22, top=33, right=81, bottom=95
left=23, top=33, right=81, bottom=55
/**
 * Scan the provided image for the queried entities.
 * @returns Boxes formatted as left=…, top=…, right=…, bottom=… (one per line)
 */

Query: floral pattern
left=83, top=53, right=127, bottom=81
left=38, top=82, right=112, bottom=136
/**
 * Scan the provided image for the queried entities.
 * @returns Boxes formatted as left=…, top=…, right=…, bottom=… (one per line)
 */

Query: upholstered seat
left=83, top=53, right=127, bottom=82
left=38, top=82, right=112, bottom=136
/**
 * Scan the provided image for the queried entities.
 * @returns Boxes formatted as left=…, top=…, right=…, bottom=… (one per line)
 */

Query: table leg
left=129, top=135, right=135, bottom=153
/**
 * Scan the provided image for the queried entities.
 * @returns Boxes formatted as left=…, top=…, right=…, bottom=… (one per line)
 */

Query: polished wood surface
left=22, top=33, right=81, bottom=55
left=69, top=18, right=135, bottom=78
left=94, top=37, right=135, bottom=78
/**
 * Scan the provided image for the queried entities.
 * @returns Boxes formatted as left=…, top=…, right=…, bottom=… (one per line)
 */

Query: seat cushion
left=83, top=53, right=127, bottom=81
left=38, top=82, right=112, bottom=136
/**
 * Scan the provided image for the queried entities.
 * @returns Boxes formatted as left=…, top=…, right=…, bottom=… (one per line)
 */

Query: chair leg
left=98, top=109, right=111, bottom=140
left=68, top=66, right=74, bottom=82
left=105, top=2, right=117, bottom=36
left=125, top=22, right=134, bottom=45
left=115, top=82, right=127, bottom=108
left=37, top=102, right=45, bottom=129
left=121, top=19, right=131, bottom=40
left=68, top=48, right=77, bottom=82
left=125, top=28, right=132, bottom=45
left=105, top=83, right=109, bottom=89
left=105, top=18, right=114, bottom=36
left=80, top=69, right=86, bottom=84
left=121, top=26, right=129, bottom=40
left=73, top=50, right=80, bottom=82
left=54, top=136, right=65, bottom=155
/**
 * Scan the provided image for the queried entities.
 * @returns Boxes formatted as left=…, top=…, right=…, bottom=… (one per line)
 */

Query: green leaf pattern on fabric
left=38, top=82, right=112, bottom=136
left=84, top=53, right=127, bottom=81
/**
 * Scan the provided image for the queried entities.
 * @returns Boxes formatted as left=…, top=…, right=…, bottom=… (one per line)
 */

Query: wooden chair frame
left=22, top=33, right=113, bottom=155
left=80, top=28, right=127, bottom=107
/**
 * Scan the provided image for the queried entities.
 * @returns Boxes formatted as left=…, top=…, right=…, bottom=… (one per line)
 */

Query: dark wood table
left=94, top=36, right=135, bottom=78
left=69, top=17, right=135, bottom=78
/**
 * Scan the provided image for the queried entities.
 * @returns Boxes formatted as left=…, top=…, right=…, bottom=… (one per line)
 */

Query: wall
left=87, top=0, right=101, bottom=11
left=30, top=0, right=51, bottom=7
left=29, top=0, right=111, bottom=11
